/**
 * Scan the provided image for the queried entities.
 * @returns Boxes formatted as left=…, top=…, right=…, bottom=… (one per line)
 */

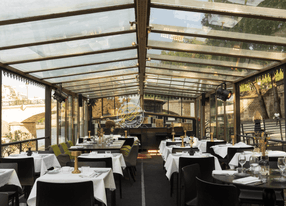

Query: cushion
left=68, top=140, right=73, bottom=147
left=120, top=145, right=132, bottom=157
left=60, top=143, right=74, bottom=160
left=133, top=140, right=140, bottom=146
left=51, top=145, right=62, bottom=157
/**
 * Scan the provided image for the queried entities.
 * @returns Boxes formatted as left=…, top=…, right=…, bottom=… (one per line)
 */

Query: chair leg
left=170, top=174, right=173, bottom=197
left=129, top=167, right=136, bottom=182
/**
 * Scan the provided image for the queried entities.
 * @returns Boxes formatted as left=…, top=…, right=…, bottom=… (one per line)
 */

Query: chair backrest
left=118, top=137, right=134, bottom=146
left=36, top=181, right=94, bottom=206
left=166, top=141, right=181, bottom=146
left=206, top=141, right=226, bottom=154
left=182, top=164, right=201, bottom=205
left=172, top=148, right=199, bottom=154
left=196, top=177, right=239, bottom=206
left=124, top=145, right=139, bottom=166
left=269, top=156, right=279, bottom=169
left=78, top=157, right=113, bottom=169
left=227, top=147, right=254, bottom=165
left=96, top=149, right=121, bottom=154
left=178, top=157, right=214, bottom=206
left=0, top=163, right=18, bottom=174
left=0, top=192, right=9, bottom=206
left=1, top=157, right=35, bottom=186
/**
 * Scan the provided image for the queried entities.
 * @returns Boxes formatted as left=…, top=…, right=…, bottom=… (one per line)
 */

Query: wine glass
left=238, top=153, right=246, bottom=171
left=249, top=156, right=259, bottom=173
left=277, top=158, right=286, bottom=180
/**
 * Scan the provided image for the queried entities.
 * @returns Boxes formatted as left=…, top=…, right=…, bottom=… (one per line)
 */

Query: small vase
left=27, top=147, right=32, bottom=156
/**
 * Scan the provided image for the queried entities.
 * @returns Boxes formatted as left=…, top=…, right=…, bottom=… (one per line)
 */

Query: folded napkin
left=268, top=151, right=286, bottom=157
left=233, top=176, right=261, bottom=184
left=212, top=170, right=237, bottom=175
left=234, top=142, right=248, bottom=147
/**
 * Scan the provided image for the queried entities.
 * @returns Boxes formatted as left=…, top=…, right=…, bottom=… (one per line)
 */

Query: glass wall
left=182, top=98, right=195, bottom=117
left=51, top=90, right=57, bottom=145
left=59, top=101, right=66, bottom=143
left=73, top=97, right=78, bottom=141
left=169, top=97, right=181, bottom=116
left=1, top=72, right=46, bottom=156
left=210, top=93, right=217, bottom=138
left=67, top=96, right=73, bottom=141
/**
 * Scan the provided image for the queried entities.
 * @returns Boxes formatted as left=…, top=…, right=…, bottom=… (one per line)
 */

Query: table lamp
left=210, top=132, right=214, bottom=142
left=231, top=135, right=235, bottom=146
left=181, top=136, right=185, bottom=147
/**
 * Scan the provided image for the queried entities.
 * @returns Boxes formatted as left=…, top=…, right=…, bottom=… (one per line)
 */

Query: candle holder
left=125, top=130, right=128, bottom=138
left=189, top=136, right=193, bottom=148
left=210, top=132, right=214, bottom=142
left=88, top=131, right=91, bottom=139
left=71, top=151, right=82, bottom=174
left=181, top=136, right=185, bottom=147
left=184, top=130, right=187, bottom=138
left=231, top=135, right=235, bottom=146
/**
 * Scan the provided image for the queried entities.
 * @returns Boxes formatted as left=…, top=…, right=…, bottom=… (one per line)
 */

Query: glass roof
left=0, top=0, right=285, bottom=98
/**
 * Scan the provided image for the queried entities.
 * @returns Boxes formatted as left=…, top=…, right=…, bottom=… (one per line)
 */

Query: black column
left=283, top=65, right=286, bottom=139
left=45, top=86, right=51, bottom=149
left=235, top=83, right=240, bottom=143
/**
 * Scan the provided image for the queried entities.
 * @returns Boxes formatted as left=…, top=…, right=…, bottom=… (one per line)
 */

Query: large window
left=1, top=72, right=45, bottom=155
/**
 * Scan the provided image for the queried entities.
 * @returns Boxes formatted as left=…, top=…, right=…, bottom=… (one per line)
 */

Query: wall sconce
left=132, top=42, right=137, bottom=46
left=147, top=26, right=153, bottom=34
left=129, top=21, right=137, bottom=27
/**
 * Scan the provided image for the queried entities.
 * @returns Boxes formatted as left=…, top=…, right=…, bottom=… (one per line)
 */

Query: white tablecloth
left=198, top=139, right=225, bottom=153
left=78, top=153, right=126, bottom=176
left=27, top=168, right=115, bottom=206
left=211, top=142, right=253, bottom=158
left=6, top=153, right=61, bottom=176
left=0, top=169, right=22, bottom=189
left=164, top=153, right=222, bottom=180
left=229, top=150, right=286, bottom=169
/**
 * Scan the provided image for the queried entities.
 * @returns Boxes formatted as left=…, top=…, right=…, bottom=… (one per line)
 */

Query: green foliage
left=38, top=117, right=45, bottom=123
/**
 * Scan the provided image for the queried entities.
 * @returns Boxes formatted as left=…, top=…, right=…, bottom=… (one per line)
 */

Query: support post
left=234, top=83, right=240, bottom=143
left=45, top=86, right=51, bottom=149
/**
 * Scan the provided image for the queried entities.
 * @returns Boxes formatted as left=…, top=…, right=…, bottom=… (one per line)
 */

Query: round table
left=213, top=170, right=286, bottom=206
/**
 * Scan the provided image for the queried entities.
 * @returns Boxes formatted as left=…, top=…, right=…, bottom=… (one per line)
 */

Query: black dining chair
left=227, top=147, right=254, bottom=167
left=36, top=181, right=94, bottom=206
left=172, top=148, right=199, bottom=154
left=177, top=157, right=215, bottom=206
left=0, top=192, right=9, bottom=206
left=196, top=177, right=239, bottom=206
left=181, top=164, right=201, bottom=206
left=1, top=158, right=35, bottom=198
left=118, top=137, right=134, bottom=147
left=0, top=163, right=19, bottom=206
left=166, top=141, right=181, bottom=147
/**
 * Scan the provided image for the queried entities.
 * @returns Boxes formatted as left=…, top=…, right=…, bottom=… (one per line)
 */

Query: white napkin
left=234, top=142, right=248, bottom=147
left=192, top=137, right=199, bottom=147
left=232, top=176, right=261, bottom=184
left=212, top=170, right=237, bottom=175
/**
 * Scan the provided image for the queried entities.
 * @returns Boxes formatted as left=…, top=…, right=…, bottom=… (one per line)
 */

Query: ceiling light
left=132, top=42, right=137, bottom=46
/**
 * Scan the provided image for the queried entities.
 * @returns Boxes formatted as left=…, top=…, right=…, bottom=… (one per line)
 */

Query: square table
left=78, top=153, right=126, bottom=176
left=0, top=169, right=21, bottom=189
left=5, top=153, right=61, bottom=176
left=70, top=140, right=125, bottom=151
left=27, top=167, right=115, bottom=206
left=211, top=142, right=254, bottom=158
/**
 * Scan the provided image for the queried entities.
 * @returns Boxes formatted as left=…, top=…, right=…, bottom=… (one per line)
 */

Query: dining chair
left=227, top=147, right=254, bottom=167
left=177, top=157, right=215, bottom=206
left=0, top=192, right=9, bottom=206
left=181, top=164, right=200, bottom=206
left=166, top=141, right=181, bottom=147
left=124, top=144, right=139, bottom=183
left=196, top=177, right=239, bottom=206
left=36, top=181, right=94, bottom=206
left=172, top=148, right=199, bottom=154
left=1, top=157, right=35, bottom=198
left=118, top=137, right=134, bottom=147
left=0, top=163, right=19, bottom=206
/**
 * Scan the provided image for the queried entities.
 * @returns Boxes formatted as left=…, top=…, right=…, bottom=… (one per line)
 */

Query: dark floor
left=111, top=154, right=176, bottom=206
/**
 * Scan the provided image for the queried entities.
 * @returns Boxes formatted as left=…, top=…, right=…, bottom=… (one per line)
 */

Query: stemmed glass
left=238, top=153, right=246, bottom=172
left=277, top=158, right=286, bottom=181
left=249, top=156, right=259, bottom=173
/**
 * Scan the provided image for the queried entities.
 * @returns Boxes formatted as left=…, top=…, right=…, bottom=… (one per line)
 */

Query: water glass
left=62, top=166, right=71, bottom=174
left=81, top=166, right=90, bottom=174
left=238, top=153, right=246, bottom=170
left=277, top=158, right=286, bottom=180
left=249, top=156, right=259, bottom=173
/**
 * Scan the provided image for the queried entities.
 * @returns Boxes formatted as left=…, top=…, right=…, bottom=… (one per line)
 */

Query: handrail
left=1, top=136, right=49, bottom=152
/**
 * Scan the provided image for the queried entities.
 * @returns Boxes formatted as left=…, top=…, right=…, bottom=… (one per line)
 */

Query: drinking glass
left=238, top=153, right=246, bottom=171
left=277, top=158, right=286, bottom=180
left=249, top=156, right=259, bottom=173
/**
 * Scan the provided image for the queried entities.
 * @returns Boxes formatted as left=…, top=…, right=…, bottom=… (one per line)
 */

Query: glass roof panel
left=148, top=32, right=286, bottom=56
left=71, top=83, right=139, bottom=93
left=13, top=49, right=138, bottom=72
left=66, top=79, right=137, bottom=91
left=83, top=86, right=138, bottom=95
left=145, top=89, right=197, bottom=98
left=0, top=0, right=133, bottom=21
left=30, top=60, right=138, bottom=79
left=0, top=33, right=137, bottom=63
left=146, top=67, right=241, bottom=82
left=0, top=9, right=135, bottom=48
left=48, top=68, right=138, bottom=83
left=88, top=90, right=138, bottom=98
left=184, top=0, right=286, bottom=9
left=62, top=74, right=136, bottom=87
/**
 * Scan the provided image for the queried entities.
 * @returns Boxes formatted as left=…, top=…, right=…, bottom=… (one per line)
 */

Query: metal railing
left=1, top=136, right=49, bottom=154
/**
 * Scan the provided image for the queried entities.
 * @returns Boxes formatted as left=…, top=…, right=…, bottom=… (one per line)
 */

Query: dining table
left=164, top=152, right=222, bottom=180
left=198, top=139, right=225, bottom=153
left=211, top=142, right=254, bottom=158
left=69, top=140, right=125, bottom=152
left=78, top=153, right=126, bottom=176
left=5, top=153, right=61, bottom=176
left=27, top=167, right=116, bottom=206
left=212, top=169, right=286, bottom=206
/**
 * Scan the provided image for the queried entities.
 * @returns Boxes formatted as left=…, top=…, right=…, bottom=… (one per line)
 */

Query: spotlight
left=216, top=82, right=232, bottom=101
left=53, top=89, right=67, bottom=103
